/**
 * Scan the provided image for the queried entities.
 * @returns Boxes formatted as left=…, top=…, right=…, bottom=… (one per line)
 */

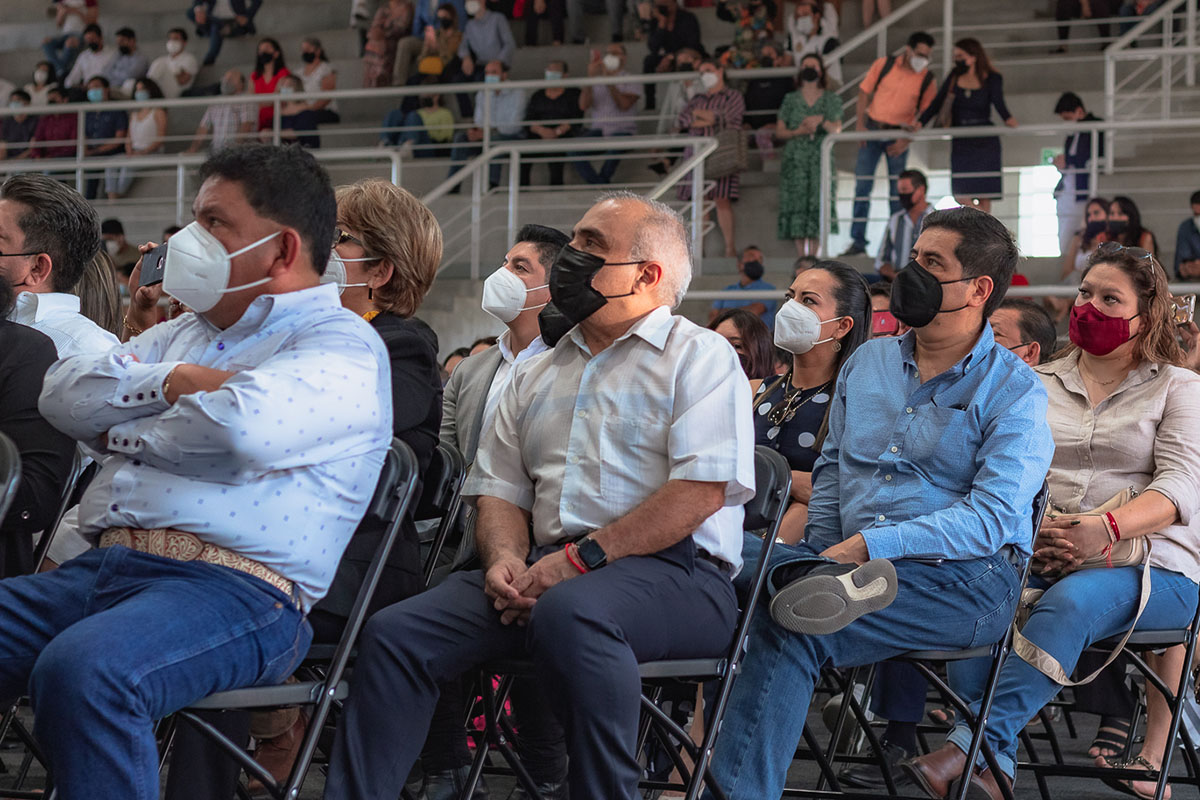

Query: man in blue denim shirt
left=707, top=207, right=1054, bottom=800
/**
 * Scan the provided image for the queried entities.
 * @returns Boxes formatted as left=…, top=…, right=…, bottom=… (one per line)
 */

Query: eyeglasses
left=0, top=251, right=39, bottom=259
left=333, top=228, right=364, bottom=249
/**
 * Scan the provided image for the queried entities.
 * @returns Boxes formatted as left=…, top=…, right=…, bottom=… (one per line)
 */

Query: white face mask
left=166, top=39, right=184, bottom=55
left=773, top=299, right=844, bottom=355
left=481, top=266, right=547, bottom=323
left=34, top=69, right=49, bottom=85
left=162, top=221, right=280, bottom=313
left=793, top=15, right=813, bottom=35
left=602, top=54, right=621, bottom=72
left=909, top=54, right=930, bottom=73
left=320, top=250, right=373, bottom=296
left=700, top=72, right=720, bottom=89
left=104, top=238, right=120, bottom=257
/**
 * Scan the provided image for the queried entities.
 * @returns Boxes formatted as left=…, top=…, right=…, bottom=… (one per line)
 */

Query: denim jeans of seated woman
left=0, top=546, right=310, bottom=800
left=711, top=532, right=1020, bottom=800
left=943, top=565, right=1199, bottom=779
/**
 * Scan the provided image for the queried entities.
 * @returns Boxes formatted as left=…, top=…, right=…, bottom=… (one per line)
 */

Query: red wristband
left=1105, top=512, right=1121, bottom=542
left=564, top=543, right=588, bottom=574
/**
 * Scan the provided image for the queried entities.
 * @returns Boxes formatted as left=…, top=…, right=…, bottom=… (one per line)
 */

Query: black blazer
left=0, top=321, right=76, bottom=577
left=314, top=312, right=443, bottom=629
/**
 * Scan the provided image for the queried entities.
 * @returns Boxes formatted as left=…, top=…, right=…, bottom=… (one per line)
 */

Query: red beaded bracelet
left=1105, top=512, right=1122, bottom=542
left=564, top=543, right=588, bottom=574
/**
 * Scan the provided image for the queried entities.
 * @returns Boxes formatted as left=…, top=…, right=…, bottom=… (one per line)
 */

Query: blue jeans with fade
left=848, top=135, right=909, bottom=249
left=711, top=534, right=1020, bottom=800
left=0, top=546, right=310, bottom=800
left=945, top=566, right=1198, bottom=778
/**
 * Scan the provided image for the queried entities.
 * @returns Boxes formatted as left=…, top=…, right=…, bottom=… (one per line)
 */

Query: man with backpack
left=842, top=31, right=937, bottom=257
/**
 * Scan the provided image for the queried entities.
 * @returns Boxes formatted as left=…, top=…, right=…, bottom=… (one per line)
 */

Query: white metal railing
left=817, top=116, right=1200, bottom=253
left=689, top=284, right=1200, bottom=301
left=1105, top=0, right=1199, bottom=121
left=420, top=135, right=716, bottom=278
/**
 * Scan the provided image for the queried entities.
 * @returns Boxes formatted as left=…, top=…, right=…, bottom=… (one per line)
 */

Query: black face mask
left=952, top=59, right=969, bottom=75
left=537, top=301, right=575, bottom=347
left=1084, top=219, right=1107, bottom=239
left=86, top=40, right=101, bottom=52
left=548, top=244, right=640, bottom=325
left=438, top=15, right=453, bottom=27
left=301, top=51, right=316, bottom=63
left=742, top=260, right=764, bottom=281
left=118, top=45, right=132, bottom=56
left=1108, top=219, right=1129, bottom=238
left=257, top=52, right=276, bottom=68
left=760, top=56, right=775, bottom=68
left=889, top=259, right=973, bottom=328
left=898, top=191, right=916, bottom=211
left=799, top=67, right=820, bottom=83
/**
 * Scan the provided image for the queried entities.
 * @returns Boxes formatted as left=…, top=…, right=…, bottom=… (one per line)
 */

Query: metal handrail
left=689, top=284, right=1200, bottom=301
left=1105, top=0, right=1198, bottom=123
left=421, top=135, right=715, bottom=278
left=816, top=116, right=1200, bottom=253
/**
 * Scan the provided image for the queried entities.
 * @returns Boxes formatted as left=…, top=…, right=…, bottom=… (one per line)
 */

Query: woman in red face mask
left=1021, top=241, right=1200, bottom=799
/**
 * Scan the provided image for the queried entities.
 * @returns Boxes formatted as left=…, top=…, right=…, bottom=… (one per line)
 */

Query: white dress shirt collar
left=12, top=290, right=82, bottom=324
left=10, top=290, right=120, bottom=358
left=565, top=304, right=673, bottom=355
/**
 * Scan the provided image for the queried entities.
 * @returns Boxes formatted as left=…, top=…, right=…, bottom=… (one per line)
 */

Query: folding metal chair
left=460, top=445, right=792, bottom=800
left=795, top=482, right=1050, bottom=800
left=1018, top=584, right=1200, bottom=800
left=169, top=438, right=421, bottom=800
left=417, top=441, right=468, bottom=587
left=0, top=433, right=20, bottom=526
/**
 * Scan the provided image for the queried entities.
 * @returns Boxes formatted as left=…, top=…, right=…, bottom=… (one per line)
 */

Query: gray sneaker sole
left=769, top=559, right=898, bottom=635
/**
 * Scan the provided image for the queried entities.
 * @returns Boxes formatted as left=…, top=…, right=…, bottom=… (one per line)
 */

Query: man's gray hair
left=598, top=190, right=692, bottom=307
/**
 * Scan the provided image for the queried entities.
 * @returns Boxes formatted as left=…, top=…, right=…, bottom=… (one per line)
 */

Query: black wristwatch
left=576, top=536, right=608, bottom=571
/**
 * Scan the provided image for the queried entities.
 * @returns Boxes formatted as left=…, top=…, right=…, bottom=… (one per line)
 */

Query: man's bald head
left=597, top=191, right=692, bottom=307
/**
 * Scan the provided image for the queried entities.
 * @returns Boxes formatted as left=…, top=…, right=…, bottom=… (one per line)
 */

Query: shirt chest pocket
left=905, top=405, right=981, bottom=485
left=598, top=416, right=671, bottom=499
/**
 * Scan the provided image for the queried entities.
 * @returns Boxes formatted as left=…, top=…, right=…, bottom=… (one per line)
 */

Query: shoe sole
left=769, top=560, right=898, bottom=636
left=898, top=762, right=947, bottom=800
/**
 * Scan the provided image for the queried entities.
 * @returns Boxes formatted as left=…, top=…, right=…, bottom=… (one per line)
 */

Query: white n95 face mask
left=320, top=251, right=373, bottom=296
left=774, top=299, right=843, bottom=355
left=162, top=221, right=280, bottom=313
left=481, top=266, right=548, bottom=323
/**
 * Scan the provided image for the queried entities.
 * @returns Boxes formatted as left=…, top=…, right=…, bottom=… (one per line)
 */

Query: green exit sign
left=1041, top=147, right=1062, bottom=165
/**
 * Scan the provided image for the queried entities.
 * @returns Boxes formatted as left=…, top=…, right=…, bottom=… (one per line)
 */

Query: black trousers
left=1056, top=0, right=1116, bottom=40
left=324, top=539, right=738, bottom=800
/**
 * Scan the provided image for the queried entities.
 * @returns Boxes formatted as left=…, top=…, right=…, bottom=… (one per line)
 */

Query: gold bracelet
left=162, top=365, right=179, bottom=402
left=123, top=315, right=145, bottom=336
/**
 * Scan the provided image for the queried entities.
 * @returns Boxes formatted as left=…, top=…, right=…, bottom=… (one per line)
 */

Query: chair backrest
left=0, top=433, right=21, bottom=526
left=744, top=445, right=791, bottom=533
left=419, top=441, right=469, bottom=585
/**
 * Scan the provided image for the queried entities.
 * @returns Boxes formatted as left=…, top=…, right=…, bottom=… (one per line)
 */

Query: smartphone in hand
left=139, top=243, right=169, bottom=287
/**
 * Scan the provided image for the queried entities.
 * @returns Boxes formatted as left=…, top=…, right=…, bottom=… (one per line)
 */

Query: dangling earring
left=833, top=340, right=842, bottom=352
left=368, top=286, right=373, bottom=300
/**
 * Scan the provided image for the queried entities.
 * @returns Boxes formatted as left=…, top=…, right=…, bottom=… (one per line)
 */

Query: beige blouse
left=1036, top=351, right=1200, bottom=582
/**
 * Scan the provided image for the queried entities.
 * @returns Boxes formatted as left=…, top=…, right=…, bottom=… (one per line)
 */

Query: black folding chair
left=460, top=446, right=792, bottom=800
left=170, top=438, right=421, bottom=800
left=0, top=433, right=20, bottom=526
left=1018, top=584, right=1200, bottom=800
left=796, top=482, right=1050, bottom=800
left=418, top=441, right=468, bottom=587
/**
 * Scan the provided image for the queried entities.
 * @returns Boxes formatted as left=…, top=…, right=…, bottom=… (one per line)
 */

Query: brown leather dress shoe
left=955, top=766, right=1011, bottom=800
left=246, top=709, right=309, bottom=796
left=900, top=744, right=968, bottom=799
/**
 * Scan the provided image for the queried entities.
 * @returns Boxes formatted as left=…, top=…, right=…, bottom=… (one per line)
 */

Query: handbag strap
left=1012, top=555, right=1152, bottom=686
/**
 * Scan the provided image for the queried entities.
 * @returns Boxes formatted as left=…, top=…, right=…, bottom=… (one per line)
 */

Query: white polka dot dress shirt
left=37, top=284, right=394, bottom=609
left=465, top=305, right=756, bottom=571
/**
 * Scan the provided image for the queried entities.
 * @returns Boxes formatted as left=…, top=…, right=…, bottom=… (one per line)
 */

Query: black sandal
left=1089, top=715, right=1133, bottom=759
left=1099, top=754, right=1170, bottom=800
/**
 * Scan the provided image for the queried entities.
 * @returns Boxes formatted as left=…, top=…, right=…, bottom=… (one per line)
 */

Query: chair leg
left=1151, top=629, right=1200, bottom=800
left=800, top=724, right=843, bottom=792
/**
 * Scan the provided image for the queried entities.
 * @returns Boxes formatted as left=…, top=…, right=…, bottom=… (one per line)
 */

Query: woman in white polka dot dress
left=751, top=260, right=872, bottom=543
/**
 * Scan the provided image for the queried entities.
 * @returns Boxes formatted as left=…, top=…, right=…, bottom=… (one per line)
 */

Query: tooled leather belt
left=99, top=527, right=294, bottom=600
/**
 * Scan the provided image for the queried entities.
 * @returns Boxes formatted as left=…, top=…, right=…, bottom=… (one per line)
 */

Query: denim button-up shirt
left=806, top=323, right=1054, bottom=561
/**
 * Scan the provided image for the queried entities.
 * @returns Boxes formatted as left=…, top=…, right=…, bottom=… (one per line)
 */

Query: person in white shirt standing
left=0, top=143, right=393, bottom=800
left=147, top=28, right=199, bottom=99
left=325, top=191, right=756, bottom=800
left=0, top=173, right=119, bottom=357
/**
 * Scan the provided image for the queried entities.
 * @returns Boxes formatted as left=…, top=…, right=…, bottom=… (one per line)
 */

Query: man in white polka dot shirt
left=0, top=144, right=393, bottom=800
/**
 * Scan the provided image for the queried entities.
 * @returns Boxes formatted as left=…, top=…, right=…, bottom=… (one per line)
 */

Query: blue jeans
left=945, top=566, right=1198, bottom=778
left=0, top=546, right=310, bottom=800
left=573, top=129, right=632, bottom=184
left=187, top=0, right=262, bottom=65
left=1119, top=0, right=1166, bottom=34
left=42, top=33, right=81, bottom=78
left=709, top=534, right=1020, bottom=800
left=849, top=135, right=909, bottom=249
left=448, top=131, right=524, bottom=187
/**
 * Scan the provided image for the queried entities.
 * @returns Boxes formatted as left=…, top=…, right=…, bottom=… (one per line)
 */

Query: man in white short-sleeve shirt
left=325, top=192, right=756, bottom=800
